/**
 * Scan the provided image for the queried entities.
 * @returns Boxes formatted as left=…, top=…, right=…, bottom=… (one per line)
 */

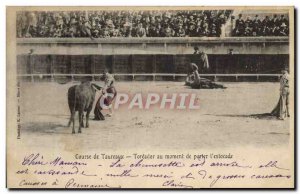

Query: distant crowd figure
left=233, top=14, right=289, bottom=36
left=16, top=10, right=232, bottom=38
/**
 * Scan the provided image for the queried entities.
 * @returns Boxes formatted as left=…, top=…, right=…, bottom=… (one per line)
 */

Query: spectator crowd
left=232, top=14, right=289, bottom=36
left=16, top=10, right=232, bottom=38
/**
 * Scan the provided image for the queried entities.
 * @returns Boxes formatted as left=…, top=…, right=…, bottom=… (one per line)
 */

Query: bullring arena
left=19, top=81, right=290, bottom=152
left=15, top=8, right=292, bottom=152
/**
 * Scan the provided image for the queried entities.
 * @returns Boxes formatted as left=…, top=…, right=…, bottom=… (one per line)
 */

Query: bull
left=67, top=81, right=101, bottom=134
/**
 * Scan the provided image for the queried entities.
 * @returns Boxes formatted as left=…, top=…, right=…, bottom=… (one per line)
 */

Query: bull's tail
left=67, top=86, right=77, bottom=113
left=70, top=86, right=77, bottom=133
left=67, top=85, right=77, bottom=130
left=73, top=86, right=77, bottom=114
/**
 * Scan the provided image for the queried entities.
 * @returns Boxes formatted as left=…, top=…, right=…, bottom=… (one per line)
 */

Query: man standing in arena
left=193, top=46, right=200, bottom=55
left=193, top=46, right=209, bottom=71
left=271, top=68, right=289, bottom=120
left=187, top=47, right=225, bottom=89
left=94, top=70, right=117, bottom=120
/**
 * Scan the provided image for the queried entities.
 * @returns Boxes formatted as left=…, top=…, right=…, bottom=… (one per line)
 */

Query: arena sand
left=18, top=81, right=290, bottom=152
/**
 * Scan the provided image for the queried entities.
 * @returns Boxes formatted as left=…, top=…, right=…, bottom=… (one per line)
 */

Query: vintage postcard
left=6, top=6, right=295, bottom=189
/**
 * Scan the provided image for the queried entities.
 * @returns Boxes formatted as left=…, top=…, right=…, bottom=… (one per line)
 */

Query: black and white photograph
left=6, top=6, right=295, bottom=189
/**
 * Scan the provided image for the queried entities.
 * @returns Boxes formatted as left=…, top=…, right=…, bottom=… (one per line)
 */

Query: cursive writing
left=16, top=154, right=293, bottom=188
left=210, top=161, right=252, bottom=168
left=22, top=154, right=48, bottom=166
left=162, top=179, right=193, bottom=188
left=258, top=161, right=289, bottom=171
left=129, top=159, right=185, bottom=168
left=65, top=178, right=121, bottom=189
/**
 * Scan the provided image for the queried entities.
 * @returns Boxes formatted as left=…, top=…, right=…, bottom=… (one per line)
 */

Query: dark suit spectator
left=279, top=23, right=288, bottom=36
left=252, top=15, right=261, bottom=35
left=188, top=23, right=197, bottom=37
left=164, top=25, right=174, bottom=37
left=136, top=23, right=146, bottom=37
left=279, top=15, right=289, bottom=26
left=210, top=24, right=218, bottom=37
left=262, top=16, right=272, bottom=28
left=234, top=14, right=245, bottom=36
left=175, top=24, right=186, bottom=37
left=272, top=14, right=281, bottom=27
left=244, top=16, right=253, bottom=28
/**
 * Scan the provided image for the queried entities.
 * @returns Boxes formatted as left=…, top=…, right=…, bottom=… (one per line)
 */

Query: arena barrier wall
left=16, top=37, right=290, bottom=82
left=17, top=54, right=288, bottom=82
left=17, top=37, right=289, bottom=55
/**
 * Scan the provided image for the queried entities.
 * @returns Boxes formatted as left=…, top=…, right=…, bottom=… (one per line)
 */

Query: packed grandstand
left=16, top=10, right=289, bottom=38
left=232, top=14, right=289, bottom=37
left=16, top=10, right=231, bottom=38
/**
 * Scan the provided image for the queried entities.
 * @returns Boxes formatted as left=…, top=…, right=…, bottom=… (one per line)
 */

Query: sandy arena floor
left=18, top=81, right=290, bottom=152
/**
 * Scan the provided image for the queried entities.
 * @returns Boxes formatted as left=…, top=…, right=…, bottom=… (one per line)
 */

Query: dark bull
left=67, top=82, right=101, bottom=134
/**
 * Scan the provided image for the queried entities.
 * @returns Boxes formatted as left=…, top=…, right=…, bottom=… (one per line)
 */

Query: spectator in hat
left=201, top=23, right=210, bottom=37
left=195, top=22, right=202, bottom=37
left=234, top=14, right=245, bottom=36
left=272, top=25, right=280, bottom=36
left=279, top=23, right=288, bottom=36
left=176, top=24, right=186, bottom=37
left=260, top=24, right=271, bottom=36
left=156, top=23, right=164, bottom=37
left=244, top=16, right=253, bottom=28
left=210, top=23, right=218, bottom=37
left=188, top=23, right=197, bottom=37
left=262, top=16, right=272, bottom=28
left=252, top=15, right=261, bottom=35
left=244, top=22, right=252, bottom=36
left=80, top=18, right=94, bottom=39
left=272, top=14, right=280, bottom=27
left=136, top=23, right=146, bottom=37
left=144, top=23, right=150, bottom=37
left=148, top=24, right=157, bottom=37
left=164, top=24, right=174, bottom=37
left=279, top=15, right=288, bottom=26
